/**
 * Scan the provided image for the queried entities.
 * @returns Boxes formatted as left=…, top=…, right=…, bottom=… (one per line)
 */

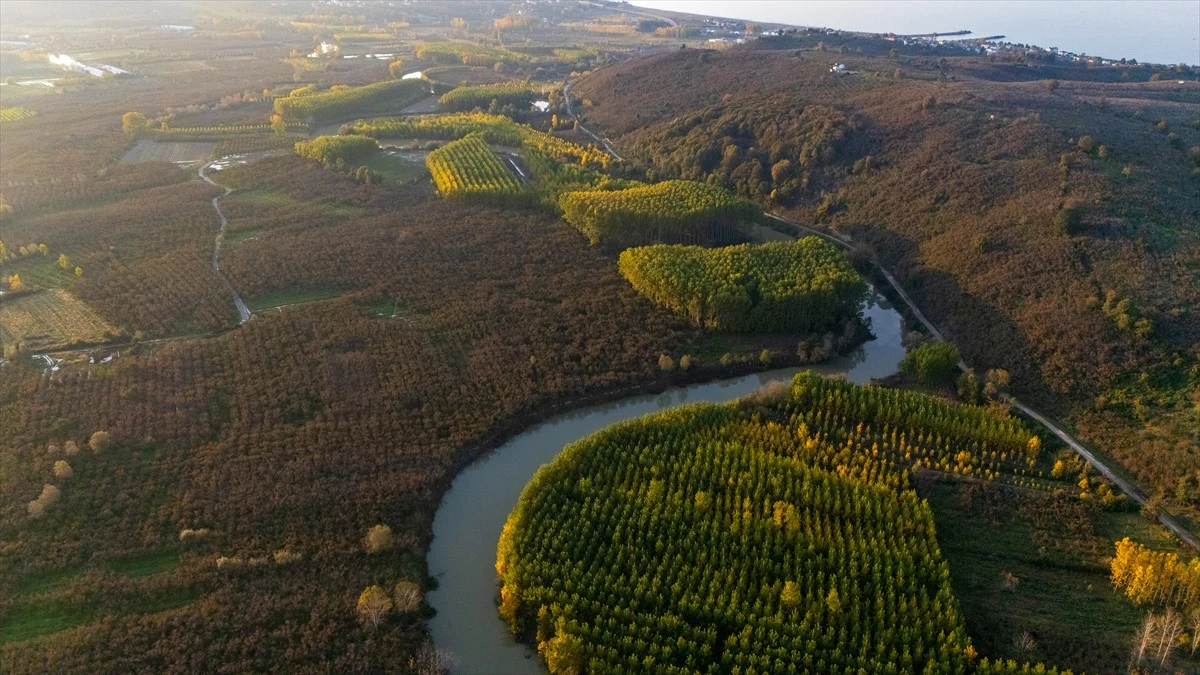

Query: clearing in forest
left=0, top=289, right=114, bottom=352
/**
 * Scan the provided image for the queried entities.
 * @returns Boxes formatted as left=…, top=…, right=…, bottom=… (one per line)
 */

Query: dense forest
left=498, top=372, right=1078, bottom=674
left=617, top=238, right=865, bottom=332
left=559, top=180, right=760, bottom=247
left=572, top=44, right=1200, bottom=517
left=426, top=134, right=526, bottom=203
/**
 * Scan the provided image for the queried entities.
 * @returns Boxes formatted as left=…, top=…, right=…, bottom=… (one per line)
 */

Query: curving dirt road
left=198, top=162, right=250, bottom=324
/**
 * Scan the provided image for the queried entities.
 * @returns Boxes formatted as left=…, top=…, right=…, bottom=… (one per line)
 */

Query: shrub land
left=498, top=372, right=1073, bottom=674
left=559, top=180, right=761, bottom=247
left=618, top=238, right=866, bottom=333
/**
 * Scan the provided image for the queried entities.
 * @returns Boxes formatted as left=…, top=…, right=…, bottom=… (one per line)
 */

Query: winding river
left=426, top=288, right=907, bottom=674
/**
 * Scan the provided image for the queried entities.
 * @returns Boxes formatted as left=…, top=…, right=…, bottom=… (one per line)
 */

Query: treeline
left=273, top=79, right=429, bottom=122
left=294, top=135, right=379, bottom=166
left=415, top=41, right=530, bottom=66
left=1111, top=537, right=1200, bottom=609
left=425, top=134, right=525, bottom=205
left=498, top=372, right=1069, bottom=674
left=559, top=180, right=760, bottom=247
left=618, top=238, right=866, bottom=333
left=437, top=83, right=537, bottom=112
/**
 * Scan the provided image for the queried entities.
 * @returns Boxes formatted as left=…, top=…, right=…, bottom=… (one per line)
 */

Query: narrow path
left=198, top=162, right=250, bottom=324
left=556, top=92, right=1198, bottom=548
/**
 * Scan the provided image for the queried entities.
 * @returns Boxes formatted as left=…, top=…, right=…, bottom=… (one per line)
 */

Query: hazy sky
left=631, top=1, right=1200, bottom=65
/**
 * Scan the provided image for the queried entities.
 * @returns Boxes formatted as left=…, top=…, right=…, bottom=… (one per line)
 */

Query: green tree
left=540, top=618, right=585, bottom=674
left=900, top=341, right=961, bottom=387
left=122, top=111, right=148, bottom=135
left=1054, top=203, right=1081, bottom=235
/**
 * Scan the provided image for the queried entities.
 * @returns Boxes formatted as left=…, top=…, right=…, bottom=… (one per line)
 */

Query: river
left=426, top=287, right=906, bottom=674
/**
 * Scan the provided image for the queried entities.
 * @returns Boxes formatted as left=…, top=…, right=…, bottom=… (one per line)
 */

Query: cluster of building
left=47, top=54, right=129, bottom=77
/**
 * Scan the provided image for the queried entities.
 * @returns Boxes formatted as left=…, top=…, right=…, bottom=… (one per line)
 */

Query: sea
left=632, top=0, right=1200, bottom=66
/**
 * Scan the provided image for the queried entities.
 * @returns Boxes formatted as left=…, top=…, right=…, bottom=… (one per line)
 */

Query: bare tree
left=1013, top=631, right=1036, bottom=659
left=1157, top=607, right=1184, bottom=667
left=409, top=641, right=456, bottom=675
left=1190, top=607, right=1200, bottom=656
left=1132, top=612, right=1158, bottom=667
left=394, top=580, right=422, bottom=613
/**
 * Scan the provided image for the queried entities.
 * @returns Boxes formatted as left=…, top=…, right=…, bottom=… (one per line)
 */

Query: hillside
left=572, top=44, right=1200, bottom=515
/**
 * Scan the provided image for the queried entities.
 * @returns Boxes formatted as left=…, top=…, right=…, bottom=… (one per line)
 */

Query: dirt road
left=198, top=162, right=250, bottom=323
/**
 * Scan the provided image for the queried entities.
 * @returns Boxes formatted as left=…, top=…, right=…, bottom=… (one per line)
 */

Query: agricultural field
left=0, top=107, right=38, bottom=124
left=498, top=372, right=1092, bottom=674
left=214, top=135, right=295, bottom=156
left=345, top=112, right=612, bottom=168
left=425, top=134, right=524, bottom=204
left=118, top=140, right=215, bottom=165
left=415, top=41, right=530, bottom=66
left=0, top=289, right=115, bottom=352
left=617, top=238, right=866, bottom=333
left=273, top=79, right=431, bottom=122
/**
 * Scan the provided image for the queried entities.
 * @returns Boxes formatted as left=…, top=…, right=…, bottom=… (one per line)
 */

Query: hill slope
left=572, top=44, right=1200, bottom=514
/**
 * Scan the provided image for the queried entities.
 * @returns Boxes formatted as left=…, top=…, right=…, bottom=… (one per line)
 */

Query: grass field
left=119, top=140, right=216, bottom=165
left=1, top=255, right=78, bottom=290
left=0, top=289, right=115, bottom=351
left=2, top=549, right=188, bottom=645
left=924, top=478, right=1172, bottom=673
left=244, top=288, right=343, bottom=312
left=357, top=148, right=429, bottom=183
